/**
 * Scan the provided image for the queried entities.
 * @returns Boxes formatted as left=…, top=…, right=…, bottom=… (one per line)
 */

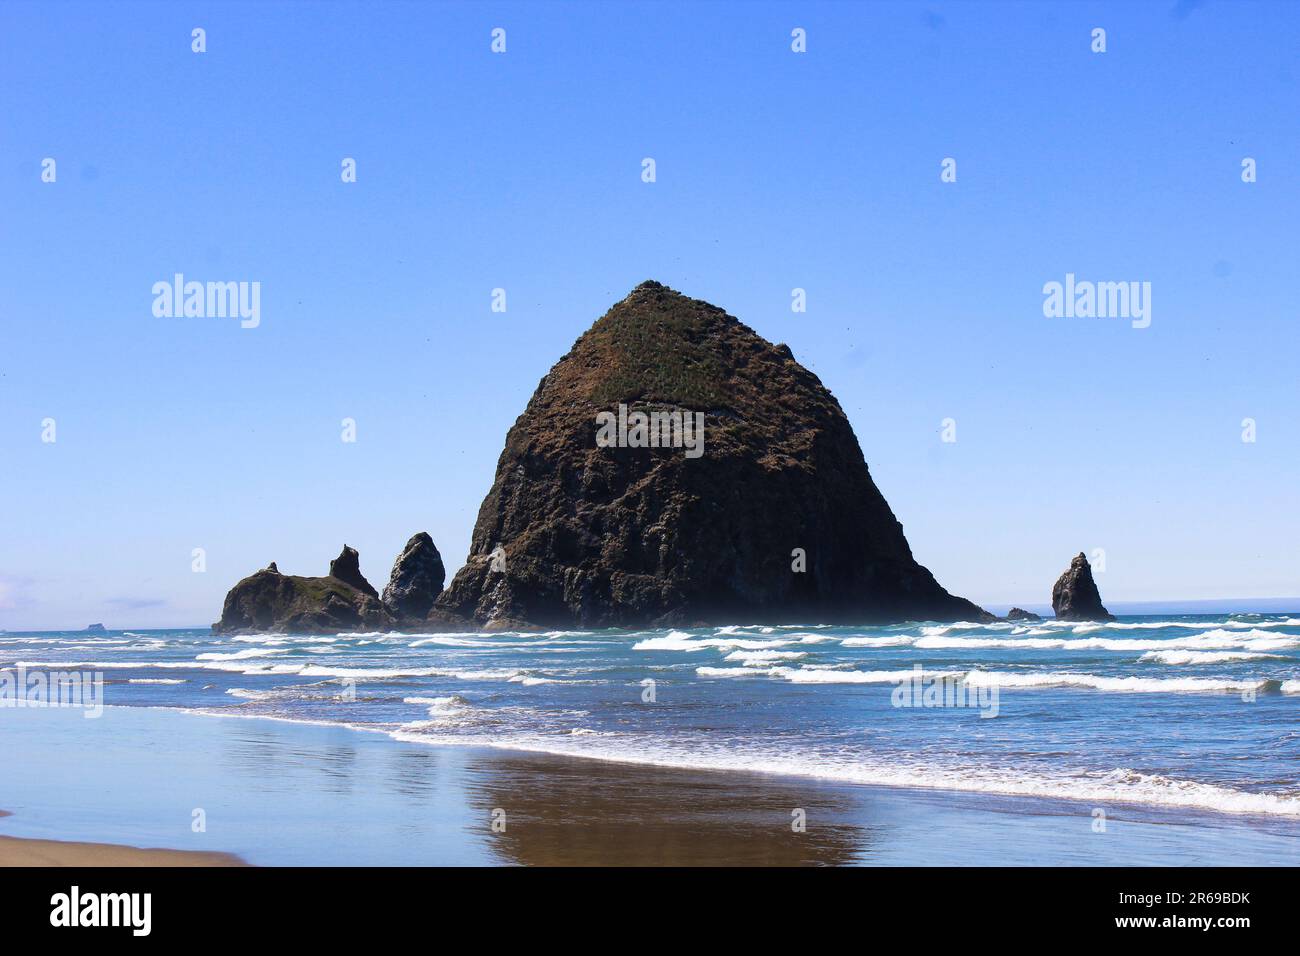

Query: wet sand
left=1, top=706, right=1297, bottom=865
left=0, top=833, right=246, bottom=867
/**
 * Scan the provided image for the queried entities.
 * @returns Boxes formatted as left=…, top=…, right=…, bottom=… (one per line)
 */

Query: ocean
left=3, top=614, right=1298, bottom=830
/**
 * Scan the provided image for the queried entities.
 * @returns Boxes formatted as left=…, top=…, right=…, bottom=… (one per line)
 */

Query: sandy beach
left=0, top=804, right=245, bottom=865
left=0, top=833, right=246, bottom=867
left=2, top=704, right=1297, bottom=866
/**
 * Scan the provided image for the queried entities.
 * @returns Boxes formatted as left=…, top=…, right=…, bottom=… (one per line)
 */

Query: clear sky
left=2, top=0, right=1297, bottom=629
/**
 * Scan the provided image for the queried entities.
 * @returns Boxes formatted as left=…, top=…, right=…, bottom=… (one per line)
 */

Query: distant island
left=214, top=282, right=1113, bottom=635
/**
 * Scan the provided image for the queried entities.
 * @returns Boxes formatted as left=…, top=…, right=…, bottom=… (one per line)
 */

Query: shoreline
left=166, top=703, right=1300, bottom=824
left=2, top=705, right=1298, bottom=865
left=0, top=802, right=248, bottom=867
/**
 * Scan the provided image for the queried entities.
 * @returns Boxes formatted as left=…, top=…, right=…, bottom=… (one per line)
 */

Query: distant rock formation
left=214, top=538, right=452, bottom=635
left=84, top=623, right=107, bottom=633
left=213, top=553, right=392, bottom=635
left=1051, top=553, right=1114, bottom=621
left=381, top=532, right=446, bottom=620
left=329, top=545, right=379, bottom=599
left=434, top=280, right=992, bottom=629
left=1005, top=607, right=1041, bottom=622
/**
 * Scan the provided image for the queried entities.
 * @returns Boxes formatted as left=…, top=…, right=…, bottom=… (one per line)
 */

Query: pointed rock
left=329, top=544, right=378, bottom=599
left=382, top=532, right=446, bottom=620
left=1051, top=553, right=1114, bottom=621
left=436, top=281, right=991, bottom=628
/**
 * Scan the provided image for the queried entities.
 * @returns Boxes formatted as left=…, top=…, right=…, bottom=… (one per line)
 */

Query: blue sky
left=2, top=0, right=1297, bottom=629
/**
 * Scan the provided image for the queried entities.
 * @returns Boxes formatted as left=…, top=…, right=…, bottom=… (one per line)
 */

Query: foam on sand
left=384, top=728, right=1300, bottom=819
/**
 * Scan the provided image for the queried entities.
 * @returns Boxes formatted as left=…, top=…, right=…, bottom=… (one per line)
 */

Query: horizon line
left=5, top=598, right=1300, bottom=634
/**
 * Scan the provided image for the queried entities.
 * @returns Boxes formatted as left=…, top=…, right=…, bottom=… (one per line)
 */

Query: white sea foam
left=859, top=628, right=1298, bottom=653
left=231, top=636, right=338, bottom=645
left=383, top=729, right=1300, bottom=819
left=706, top=664, right=1284, bottom=694
left=1140, top=650, right=1279, bottom=665
left=723, top=650, right=807, bottom=665
left=226, top=688, right=273, bottom=700
left=958, top=670, right=1271, bottom=693
left=127, top=678, right=187, bottom=685
left=633, top=631, right=790, bottom=651
left=409, top=636, right=502, bottom=648
left=195, top=647, right=290, bottom=661
left=779, top=667, right=959, bottom=684
left=697, top=665, right=955, bottom=683
left=913, top=636, right=1067, bottom=649
left=920, top=622, right=1008, bottom=635
left=403, top=695, right=470, bottom=716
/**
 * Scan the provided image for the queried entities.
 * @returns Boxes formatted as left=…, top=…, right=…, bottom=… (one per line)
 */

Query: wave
left=383, top=728, right=1300, bottom=818
left=697, top=665, right=940, bottom=683
left=851, top=628, right=1299, bottom=653
left=694, top=663, right=1292, bottom=694
left=723, top=650, right=808, bottom=665
left=841, top=636, right=915, bottom=647
left=1140, top=650, right=1280, bottom=665
left=231, top=636, right=339, bottom=645
left=634, top=631, right=792, bottom=651
left=1020, top=618, right=1300, bottom=632
left=226, top=688, right=273, bottom=700
left=920, top=622, right=1006, bottom=635
left=403, top=695, right=472, bottom=720
left=195, top=647, right=290, bottom=661
left=958, top=670, right=1276, bottom=693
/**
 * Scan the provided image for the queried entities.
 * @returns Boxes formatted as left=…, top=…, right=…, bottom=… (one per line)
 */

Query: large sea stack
left=434, top=280, right=990, bottom=629
left=1051, top=552, right=1114, bottom=621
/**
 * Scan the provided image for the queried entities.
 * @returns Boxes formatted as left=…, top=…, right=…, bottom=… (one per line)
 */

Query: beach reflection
left=461, top=752, right=871, bottom=866
left=218, top=724, right=362, bottom=796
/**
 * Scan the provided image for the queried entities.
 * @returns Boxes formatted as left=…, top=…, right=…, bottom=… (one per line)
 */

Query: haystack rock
left=213, top=551, right=392, bottom=635
left=434, top=280, right=991, bottom=629
left=382, top=532, right=446, bottom=620
left=1051, top=552, right=1114, bottom=621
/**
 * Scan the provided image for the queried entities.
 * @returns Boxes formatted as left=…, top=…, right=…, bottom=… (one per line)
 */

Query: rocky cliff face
left=382, top=532, right=446, bottom=620
left=434, top=280, right=991, bottom=629
left=1051, top=552, right=1114, bottom=621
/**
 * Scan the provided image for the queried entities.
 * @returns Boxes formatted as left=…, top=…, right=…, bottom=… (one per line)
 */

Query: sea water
left=3, top=614, right=1298, bottom=825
